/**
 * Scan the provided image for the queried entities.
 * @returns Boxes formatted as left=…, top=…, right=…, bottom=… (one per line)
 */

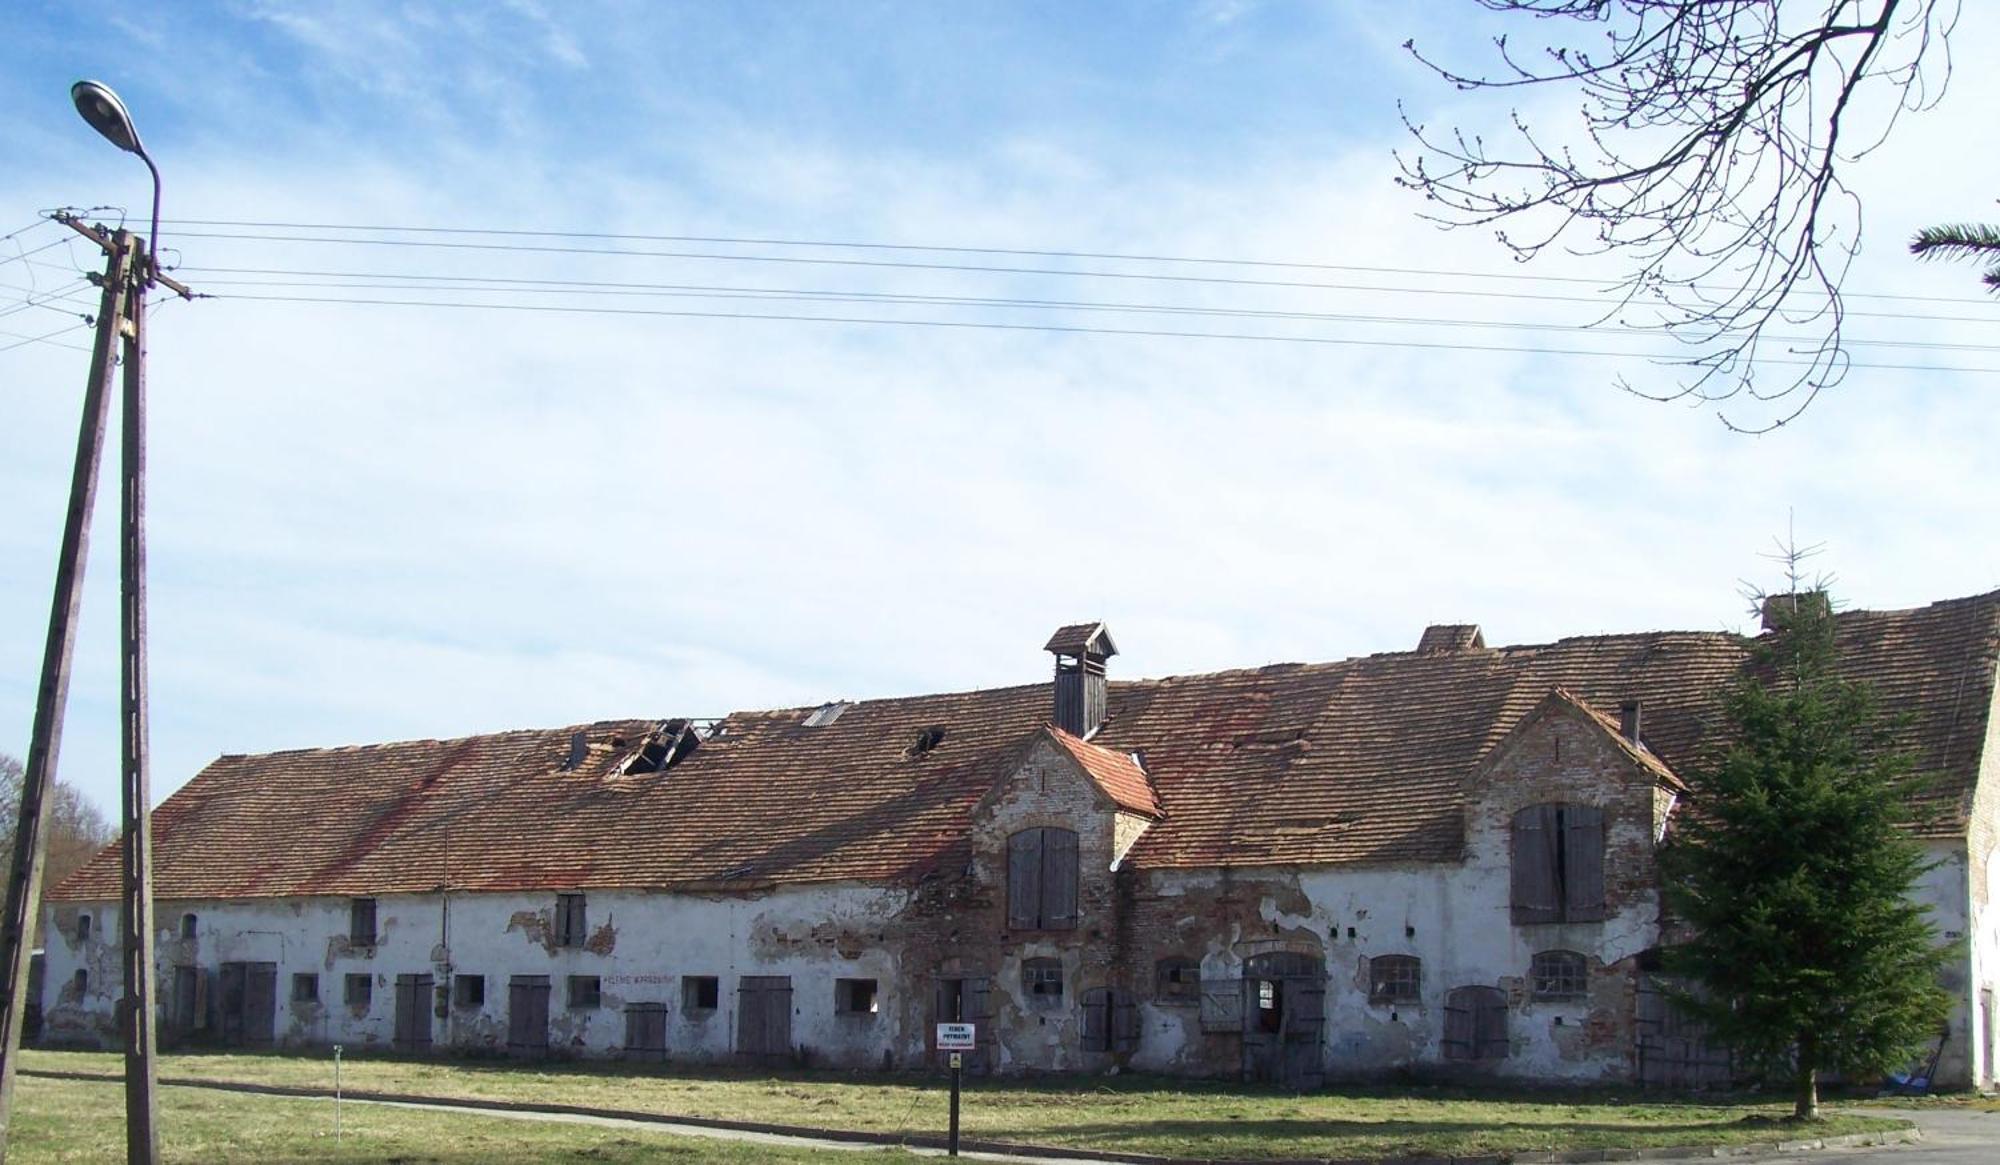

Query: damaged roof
left=50, top=590, right=2000, bottom=902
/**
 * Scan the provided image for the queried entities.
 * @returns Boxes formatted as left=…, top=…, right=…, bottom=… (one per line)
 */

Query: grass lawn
left=20, top=1048, right=1907, bottom=1161
left=8, top=1074, right=912, bottom=1163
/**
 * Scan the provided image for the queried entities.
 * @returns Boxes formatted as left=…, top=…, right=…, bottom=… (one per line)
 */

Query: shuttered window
left=1081, top=987, right=1140, bottom=1054
left=1006, top=827, right=1079, bottom=930
left=1510, top=803, right=1605, bottom=924
left=1442, top=985, right=1509, bottom=1060
left=555, top=893, right=588, bottom=947
left=624, top=1003, right=668, bottom=1061
left=349, top=898, right=377, bottom=945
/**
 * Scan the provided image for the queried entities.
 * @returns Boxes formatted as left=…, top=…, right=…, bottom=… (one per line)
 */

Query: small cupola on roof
left=1045, top=621, right=1117, bottom=739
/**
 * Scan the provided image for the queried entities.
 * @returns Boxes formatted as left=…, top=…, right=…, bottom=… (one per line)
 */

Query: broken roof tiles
left=49, top=590, right=2000, bottom=904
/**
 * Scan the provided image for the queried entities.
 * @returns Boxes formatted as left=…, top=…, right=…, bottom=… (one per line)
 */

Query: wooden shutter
left=964, top=976, right=993, bottom=1025
left=1043, top=828, right=1079, bottom=929
left=1082, top=987, right=1111, bottom=1053
left=1200, top=978, right=1243, bottom=1032
left=1111, top=990, right=1140, bottom=1054
left=1562, top=805, right=1607, bottom=921
left=625, top=1004, right=667, bottom=1061
left=1008, top=830, right=1043, bottom=929
left=1474, top=987, right=1509, bottom=1060
left=1510, top=805, right=1562, bottom=924
left=1441, top=987, right=1475, bottom=1060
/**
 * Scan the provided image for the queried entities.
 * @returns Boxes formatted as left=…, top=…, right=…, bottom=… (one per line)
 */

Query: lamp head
left=72, top=80, right=146, bottom=156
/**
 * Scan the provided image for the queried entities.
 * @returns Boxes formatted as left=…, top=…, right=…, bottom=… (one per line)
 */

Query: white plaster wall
left=1913, top=842, right=1976, bottom=1088
left=42, top=883, right=911, bottom=1067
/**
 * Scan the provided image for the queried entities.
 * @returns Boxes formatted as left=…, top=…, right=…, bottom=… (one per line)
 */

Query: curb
left=19, top=1068, right=1922, bottom=1165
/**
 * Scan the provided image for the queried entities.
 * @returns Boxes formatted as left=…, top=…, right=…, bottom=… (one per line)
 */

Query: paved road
left=1823, top=1107, right=2000, bottom=1165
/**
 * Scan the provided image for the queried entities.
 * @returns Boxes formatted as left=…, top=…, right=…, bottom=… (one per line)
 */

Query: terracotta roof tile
left=1045, top=725, right=1163, bottom=818
left=48, top=591, right=1999, bottom=902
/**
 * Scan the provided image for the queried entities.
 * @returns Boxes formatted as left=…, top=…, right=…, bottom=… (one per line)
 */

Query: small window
left=683, top=975, right=719, bottom=1013
left=455, top=974, right=486, bottom=1008
left=1082, top=987, right=1140, bottom=1054
left=555, top=893, right=587, bottom=948
left=75, top=915, right=91, bottom=944
left=349, top=897, right=377, bottom=945
left=1369, top=955, right=1422, bottom=1004
left=291, top=973, right=319, bottom=1003
left=180, top=913, right=197, bottom=939
left=836, top=978, right=879, bottom=1015
left=568, top=975, right=602, bottom=1010
left=73, top=969, right=88, bottom=996
left=345, top=973, right=372, bottom=1007
left=1155, top=957, right=1200, bottom=1003
left=1531, top=950, right=1589, bottom=1000
left=1022, top=958, right=1064, bottom=1008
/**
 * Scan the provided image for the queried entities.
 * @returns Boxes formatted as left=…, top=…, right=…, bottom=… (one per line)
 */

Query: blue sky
left=4, top=1, right=1998, bottom=820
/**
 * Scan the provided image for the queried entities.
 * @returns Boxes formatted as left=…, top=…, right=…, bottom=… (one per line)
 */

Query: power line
left=160, top=217, right=2000, bottom=307
left=0, top=321, right=91, bottom=354
left=185, top=272, right=2000, bottom=353
left=210, top=290, right=2000, bottom=374
left=165, top=229, right=2000, bottom=315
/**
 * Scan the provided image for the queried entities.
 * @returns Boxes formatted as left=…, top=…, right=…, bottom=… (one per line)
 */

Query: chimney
left=1044, top=622, right=1117, bottom=739
left=1618, top=700, right=1643, bottom=745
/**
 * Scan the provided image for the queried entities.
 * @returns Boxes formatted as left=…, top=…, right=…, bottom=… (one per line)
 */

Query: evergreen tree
left=1661, top=591, right=1950, bottom=1120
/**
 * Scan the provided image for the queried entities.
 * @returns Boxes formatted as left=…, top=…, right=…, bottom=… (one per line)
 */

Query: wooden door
left=508, top=975, right=551, bottom=1058
left=394, top=973, right=434, bottom=1052
left=1241, top=953, right=1323, bottom=1089
left=220, top=961, right=277, bottom=1048
left=735, top=976, right=793, bottom=1060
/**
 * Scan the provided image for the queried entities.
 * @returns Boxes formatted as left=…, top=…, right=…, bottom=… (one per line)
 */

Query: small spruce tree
left=1661, top=590, right=1951, bottom=1120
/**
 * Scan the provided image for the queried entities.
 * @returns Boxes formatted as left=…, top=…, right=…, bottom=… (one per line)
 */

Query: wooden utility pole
left=0, top=214, right=188, bottom=1164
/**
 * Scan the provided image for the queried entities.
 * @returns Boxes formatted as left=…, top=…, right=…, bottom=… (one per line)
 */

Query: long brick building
left=40, top=590, right=2000, bottom=1089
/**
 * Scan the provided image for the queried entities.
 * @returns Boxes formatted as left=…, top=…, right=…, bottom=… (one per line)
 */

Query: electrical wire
left=0, top=320, right=92, bottom=354
left=185, top=273, right=2000, bottom=353
left=210, top=291, right=2000, bottom=373
left=159, top=217, right=2000, bottom=307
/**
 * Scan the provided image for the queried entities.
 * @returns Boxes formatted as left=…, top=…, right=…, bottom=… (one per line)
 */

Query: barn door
left=239, top=968, right=282, bottom=1048
left=169, top=966, right=199, bottom=1042
left=736, top=976, right=793, bottom=1060
left=394, top=973, right=434, bottom=1052
left=1241, top=952, right=1324, bottom=1088
left=1635, top=975, right=1730, bottom=1088
left=508, top=975, right=551, bottom=1058
left=1283, top=976, right=1326, bottom=1089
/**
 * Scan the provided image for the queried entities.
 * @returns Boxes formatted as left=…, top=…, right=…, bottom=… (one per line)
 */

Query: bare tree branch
left=1399, top=1, right=1961, bottom=431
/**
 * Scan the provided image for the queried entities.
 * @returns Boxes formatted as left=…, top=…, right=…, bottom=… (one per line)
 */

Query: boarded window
left=683, top=975, right=718, bottom=1013
left=1510, top=803, right=1605, bottom=924
left=625, top=1003, right=668, bottom=1061
left=455, top=974, right=485, bottom=1008
left=508, top=975, right=551, bottom=1058
left=1155, top=957, right=1200, bottom=1004
left=1530, top=950, right=1588, bottom=1000
left=1442, top=985, right=1509, bottom=1061
left=568, top=975, right=602, bottom=1009
left=1006, top=827, right=1079, bottom=930
left=1369, top=955, right=1422, bottom=1004
left=344, top=973, right=371, bottom=1007
left=1081, top=987, right=1140, bottom=1054
left=933, top=976, right=992, bottom=1035
left=1022, top=958, right=1064, bottom=1008
left=555, top=893, right=588, bottom=947
left=1199, top=977, right=1244, bottom=1032
left=836, top=978, right=878, bottom=1015
left=291, top=973, right=319, bottom=1004
left=349, top=898, right=377, bottom=945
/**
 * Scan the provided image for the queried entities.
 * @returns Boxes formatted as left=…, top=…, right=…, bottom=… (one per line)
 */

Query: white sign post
left=935, top=1023, right=975, bottom=1154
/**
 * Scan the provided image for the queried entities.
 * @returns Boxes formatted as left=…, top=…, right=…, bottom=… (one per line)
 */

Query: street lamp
left=71, top=80, right=161, bottom=285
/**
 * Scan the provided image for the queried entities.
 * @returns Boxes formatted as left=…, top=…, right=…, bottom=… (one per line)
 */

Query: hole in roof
left=905, top=725, right=947, bottom=759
